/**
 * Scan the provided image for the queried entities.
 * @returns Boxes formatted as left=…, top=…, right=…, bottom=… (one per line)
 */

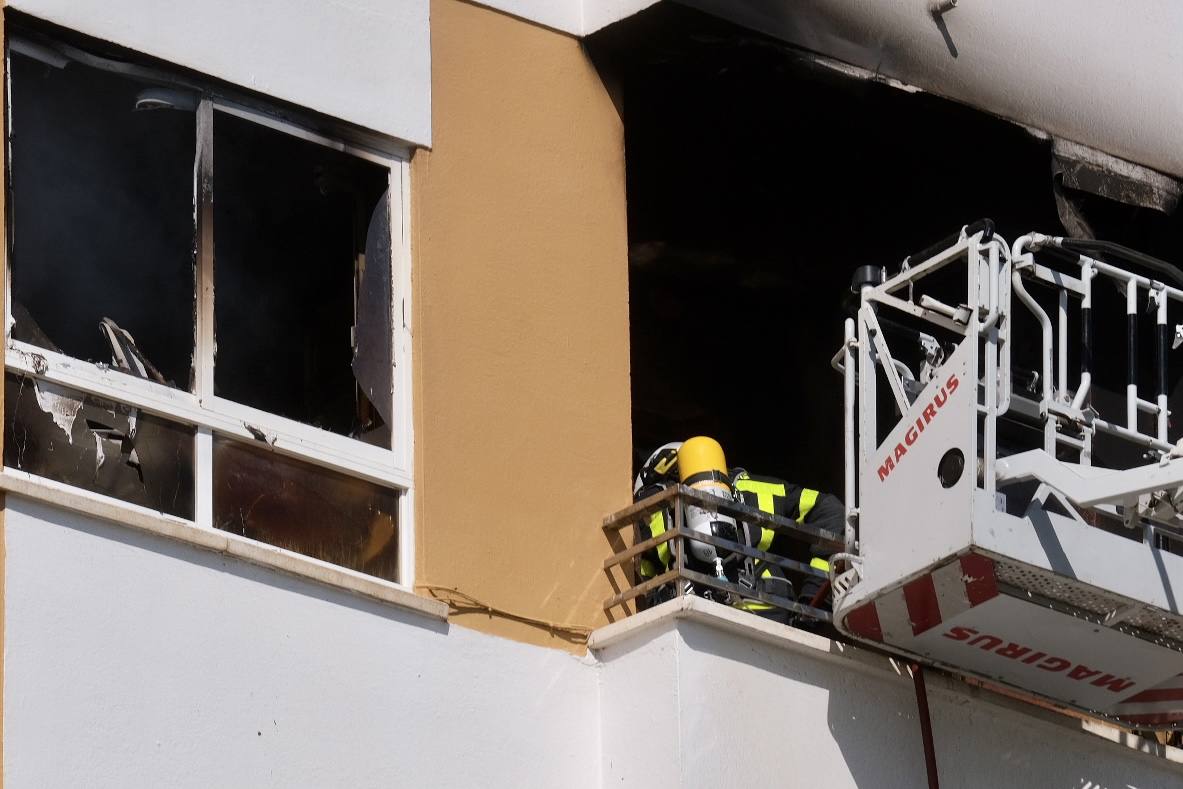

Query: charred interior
left=8, top=42, right=196, bottom=387
left=213, top=111, right=391, bottom=441
left=587, top=6, right=1183, bottom=494
left=4, top=18, right=401, bottom=581
left=213, top=437, right=399, bottom=581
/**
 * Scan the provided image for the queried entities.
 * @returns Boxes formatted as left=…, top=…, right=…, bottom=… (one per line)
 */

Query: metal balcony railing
left=601, top=485, right=845, bottom=622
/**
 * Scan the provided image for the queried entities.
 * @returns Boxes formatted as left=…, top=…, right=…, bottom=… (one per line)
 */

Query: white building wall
left=6, top=496, right=1183, bottom=787
left=469, top=0, right=583, bottom=35
left=596, top=619, right=684, bottom=786
left=6, top=0, right=432, bottom=146
left=595, top=598, right=1183, bottom=789
left=467, top=0, right=660, bottom=35
left=3, top=496, right=598, bottom=789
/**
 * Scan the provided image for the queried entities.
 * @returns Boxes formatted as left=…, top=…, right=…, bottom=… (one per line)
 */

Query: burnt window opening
left=213, top=111, right=392, bottom=442
left=587, top=5, right=1183, bottom=497
left=4, top=20, right=408, bottom=584
left=214, top=437, right=399, bottom=581
left=8, top=33, right=397, bottom=444
left=8, top=42, right=196, bottom=388
left=4, top=373, right=195, bottom=518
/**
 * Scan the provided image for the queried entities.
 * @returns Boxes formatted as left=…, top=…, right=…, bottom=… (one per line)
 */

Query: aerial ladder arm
left=996, top=450, right=1183, bottom=508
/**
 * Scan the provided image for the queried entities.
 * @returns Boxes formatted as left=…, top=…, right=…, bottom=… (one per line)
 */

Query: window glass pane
left=213, top=437, right=399, bottom=581
left=8, top=41, right=197, bottom=390
left=4, top=373, right=195, bottom=518
left=213, top=112, right=392, bottom=442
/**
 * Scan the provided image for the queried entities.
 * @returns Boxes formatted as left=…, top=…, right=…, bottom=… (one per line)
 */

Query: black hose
left=1059, top=239, right=1183, bottom=289
left=907, top=219, right=995, bottom=266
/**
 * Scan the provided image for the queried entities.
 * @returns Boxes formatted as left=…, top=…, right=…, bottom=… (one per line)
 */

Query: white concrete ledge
left=0, top=469, right=448, bottom=621
left=591, top=595, right=1183, bottom=769
left=591, top=593, right=833, bottom=653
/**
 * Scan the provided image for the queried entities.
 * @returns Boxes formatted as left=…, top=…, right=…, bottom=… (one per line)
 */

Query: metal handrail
left=602, top=486, right=839, bottom=621
left=1016, top=233, right=1183, bottom=454
left=602, top=484, right=844, bottom=547
left=848, top=226, right=1183, bottom=557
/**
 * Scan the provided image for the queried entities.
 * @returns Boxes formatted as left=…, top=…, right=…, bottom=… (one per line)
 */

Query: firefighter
left=632, top=438, right=843, bottom=624
left=730, top=467, right=844, bottom=607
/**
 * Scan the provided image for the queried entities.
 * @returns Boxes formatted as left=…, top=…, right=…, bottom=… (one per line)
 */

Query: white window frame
left=3, top=51, right=416, bottom=587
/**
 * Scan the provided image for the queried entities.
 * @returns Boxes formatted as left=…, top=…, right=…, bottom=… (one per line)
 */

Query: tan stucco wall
left=412, top=0, right=632, bottom=651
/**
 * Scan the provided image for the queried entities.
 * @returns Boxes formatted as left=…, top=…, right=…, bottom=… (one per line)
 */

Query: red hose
left=807, top=579, right=832, bottom=610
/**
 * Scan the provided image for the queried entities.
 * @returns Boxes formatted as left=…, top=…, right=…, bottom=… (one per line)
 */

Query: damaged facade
left=0, top=1, right=1181, bottom=787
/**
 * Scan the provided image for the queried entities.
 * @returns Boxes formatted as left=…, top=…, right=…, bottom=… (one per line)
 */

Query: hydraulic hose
left=906, top=219, right=995, bottom=265
left=1056, top=238, right=1183, bottom=289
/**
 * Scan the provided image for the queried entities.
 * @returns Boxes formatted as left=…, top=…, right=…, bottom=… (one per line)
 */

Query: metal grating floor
left=1123, top=609, right=1183, bottom=646
left=993, top=556, right=1183, bottom=652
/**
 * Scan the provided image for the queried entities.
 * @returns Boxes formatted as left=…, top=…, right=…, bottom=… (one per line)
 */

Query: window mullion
left=394, top=161, right=413, bottom=473
left=195, top=98, right=215, bottom=402
left=195, top=427, right=213, bottom=529
left=194, top=98, right=215, bottom=528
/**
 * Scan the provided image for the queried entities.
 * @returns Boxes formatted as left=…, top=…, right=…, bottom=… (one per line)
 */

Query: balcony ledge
left=589, top=594, right=1183, bottom=769
left=0, top=468, right=448, bottom=622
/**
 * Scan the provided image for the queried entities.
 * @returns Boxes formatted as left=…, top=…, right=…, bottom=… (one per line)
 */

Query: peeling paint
left=1053, top=138, right=1181, bottom=214
left=33, top=379, right=82, bottom=442
left=805, top=51, right=923, bottom=94
left=93, top=432, right=106, bottom=468
left=245, top=423, right=277, bottom=446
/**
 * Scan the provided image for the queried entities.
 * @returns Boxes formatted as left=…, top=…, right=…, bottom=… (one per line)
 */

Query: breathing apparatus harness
left=634, top=437, right=773, bottom=605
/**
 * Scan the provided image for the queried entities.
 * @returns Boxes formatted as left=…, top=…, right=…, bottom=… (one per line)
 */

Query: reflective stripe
left=738, top=577, right=776, bottom=615
left=734, top=478, right=786, bottom=515
left=757, top=527, right=775, bottom=552
left=797, top=488, right=819, bottom=523
left=737, top=598, right=776, bottom=611
left=650, top=511, right=672, bottom=568
left=734, top=478, right=784, bottom=552
left=810, top=557, right=830, bottom=573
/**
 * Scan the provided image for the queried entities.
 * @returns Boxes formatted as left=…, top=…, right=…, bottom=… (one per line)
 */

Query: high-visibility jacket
left=634, top=469, right=841, bottom=588
left=730, top=469, right=842, bottom=604
left=634, top=482, right=675, bottom=582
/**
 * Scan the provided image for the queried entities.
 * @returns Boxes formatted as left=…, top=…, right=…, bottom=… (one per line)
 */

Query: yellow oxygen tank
left=677, top=436, right=739, bottom=577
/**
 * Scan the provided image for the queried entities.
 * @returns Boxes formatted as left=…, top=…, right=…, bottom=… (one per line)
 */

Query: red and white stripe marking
left=842, top=553, right=998, bottom=642
left=1112, top=674, right=1183, bottom=727
left=843, top=554, right=1183, bottom=728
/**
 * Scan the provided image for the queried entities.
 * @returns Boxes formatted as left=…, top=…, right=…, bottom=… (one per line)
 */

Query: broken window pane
left=212, top=111, right=392, bottom=441
left=4, top=373, right=195, bottom=518
left=213, top=437, right=399, bottom=581
left=352, top=190, right=394, bottom=449
left=8, top=41, right=197, bottom=389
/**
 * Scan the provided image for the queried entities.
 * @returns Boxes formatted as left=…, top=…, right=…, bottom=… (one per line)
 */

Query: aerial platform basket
left=833, top=222, right=1183, bottom=730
